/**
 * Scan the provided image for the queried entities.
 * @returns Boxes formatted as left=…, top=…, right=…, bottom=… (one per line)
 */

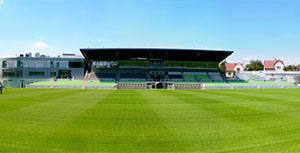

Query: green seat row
left=119, top=80, right=145, bottom=84
left=174, top=81, right=198, bottom=84
left=203, top=81, right=229, bottom=87
left=55, top=80, right=84, bottom=86
left=279, top=81, right=296, bottom=86
left=197, top=74, right=209, bottom=80
left=86, top=81, right=115, bottom=86
left=27, top=81, right=53, bottom=86
left=183, top=74, right=195, bottom=80
left=255, top=80, right=279, bottom=87
left=229, top=81, right=255, bottom=87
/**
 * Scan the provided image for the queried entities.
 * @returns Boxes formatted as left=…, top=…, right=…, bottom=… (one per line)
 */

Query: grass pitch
left=1, top=88, right=300, bottom=152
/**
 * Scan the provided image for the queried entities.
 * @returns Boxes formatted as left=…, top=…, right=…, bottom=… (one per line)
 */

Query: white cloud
left=33, top=41, right=48, bottom=49
left=0, top=0, right=4, bottom=5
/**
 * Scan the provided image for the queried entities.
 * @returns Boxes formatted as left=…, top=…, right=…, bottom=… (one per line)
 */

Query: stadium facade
left=1, top=48, right=299, bottom=89
left=80, top=48, right=233, bottom=89
left=0, top=48, right=234, bottom=89
left=0, top=53, right=84, bottom=87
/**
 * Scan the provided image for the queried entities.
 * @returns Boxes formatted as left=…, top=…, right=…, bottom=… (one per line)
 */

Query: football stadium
left=1, top=48, right=300, bottom=152
left=80, top=48, right=233, bottom=89
left=1, top=48, right=299, bottom=89
left=1, top=48, right=235, bottom=89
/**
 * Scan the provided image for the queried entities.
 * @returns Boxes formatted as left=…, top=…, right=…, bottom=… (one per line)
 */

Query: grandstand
left=2, top=47, right=300, bottom=90
left=54, top=80, right=84, bottom=88
left=86, top=80, right=116, bottom=89
left=80, top=48, right=233, bottom=89
left=229, top=80, right=257, bottom=89
left=27, top=80, right=53, bottom=88
left=255, top=80, right=280, bottom=88
left=202, top=81, right=230, bottom=89
left=235, top=72, right=299, bottom=89
left=196, top=73, right=210, bottom=80
left=208, top=72, right=224, bottom=81
left=279, top=81, right=297, bottom=88
left=2, top=48, right=300, bottom=90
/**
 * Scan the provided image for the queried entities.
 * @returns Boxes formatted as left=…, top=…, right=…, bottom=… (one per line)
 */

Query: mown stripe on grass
left=220, top=135, right=300, bottom=153
left=138, top=90, right=235, bottom=152
left=192, top=89, right=300, bottom=119
left=159, top=91, right=275, bottom=149
left=209, top=88, right=300, bottom=103
left=173, top=90, right=300, bottom=152
left=0, top=89, right=113, bottom=152
left=39, top=90, right=186, bottom=153
left=0, top=88, right=86, bottom=115
left=0, top=88, right=43, bottom=95
left=157, top=90, right=277, bottom=152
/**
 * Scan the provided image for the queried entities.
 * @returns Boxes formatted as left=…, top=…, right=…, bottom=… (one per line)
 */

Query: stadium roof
left=80, top=48, right=233, bottom=62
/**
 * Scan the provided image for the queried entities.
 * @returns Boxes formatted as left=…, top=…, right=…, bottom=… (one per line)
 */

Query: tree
left=245, top=60, right=263, bottom=71
left=284, top=65, right=296, bottom=71
left=219, top=61, right=227, bottom=73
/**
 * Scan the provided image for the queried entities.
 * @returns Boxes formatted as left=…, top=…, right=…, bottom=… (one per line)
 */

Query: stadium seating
left=119, top=79, right=145, bottom=83
left=249, top=73, right=264, bottom=80
left=119, top=73, right=146, bottom=79
left=279, top=81, right=297, bottom=87
left=55, top=80, right=84, bottom=88
left=167, top=72, right=183, bottom=81
left=255, top=80, right=280, bottom=88
left=196, top=74, right=209, bottom=80
left=96, top=73, right=117, bottom=79
left=229, top=80, right=256, bottom=88
left=169, top=75, right=183, bottom=79
left=236, top=73, right=250, bottom=81
left=202, top=81, right=230, bottom=89
left=85, top=80, right=116, bottom=89
left=208, top=72, right=223, bottom=81
left=181, top=72, right=210, bottom=81
left=182, top=74, right=195, bottom=80
left=27, top=81, right=53, bottom=88
left=2, top=79, right=23, bottom=88
left=173, top=81, right=198, bottom=84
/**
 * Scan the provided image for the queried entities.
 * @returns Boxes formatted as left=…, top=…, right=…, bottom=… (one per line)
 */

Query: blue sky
left=0, top=0, right=300, bottom=64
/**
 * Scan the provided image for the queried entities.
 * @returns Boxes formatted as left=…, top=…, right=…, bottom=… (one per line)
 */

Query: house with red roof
left=264, top=60, right=284, bottom=72
left=225, top=63, right=244, bottom=78
left=295, top=65, right=300, bottom=71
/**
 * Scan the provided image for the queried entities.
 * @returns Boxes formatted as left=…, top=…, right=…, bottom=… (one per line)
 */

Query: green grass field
left=1, top=88, right=300, bottom=152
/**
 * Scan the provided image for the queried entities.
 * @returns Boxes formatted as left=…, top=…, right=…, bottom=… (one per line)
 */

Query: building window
left=277, top=66, right=281, bottom=70
left=58, top=70, right=71, bottom=78
left=2, top=61, right=7, bottom=68
left=56, top=62, right=60, bottom=68
left=2, top=69, right=23, bottom=77
left=29, top=71, right=45, bottom=76
left=17, top=60, right=23, bottom=68
left=50, top=72, right=56, bottom=78
left=69, top=61, right=83, bottom=68
left=50, top=61, right=54, bottom=68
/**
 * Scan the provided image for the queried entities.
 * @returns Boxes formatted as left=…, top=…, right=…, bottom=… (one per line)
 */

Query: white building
left=225, top=63, right=244, bottom=78
left=264, top=60, right=284, bottom=72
